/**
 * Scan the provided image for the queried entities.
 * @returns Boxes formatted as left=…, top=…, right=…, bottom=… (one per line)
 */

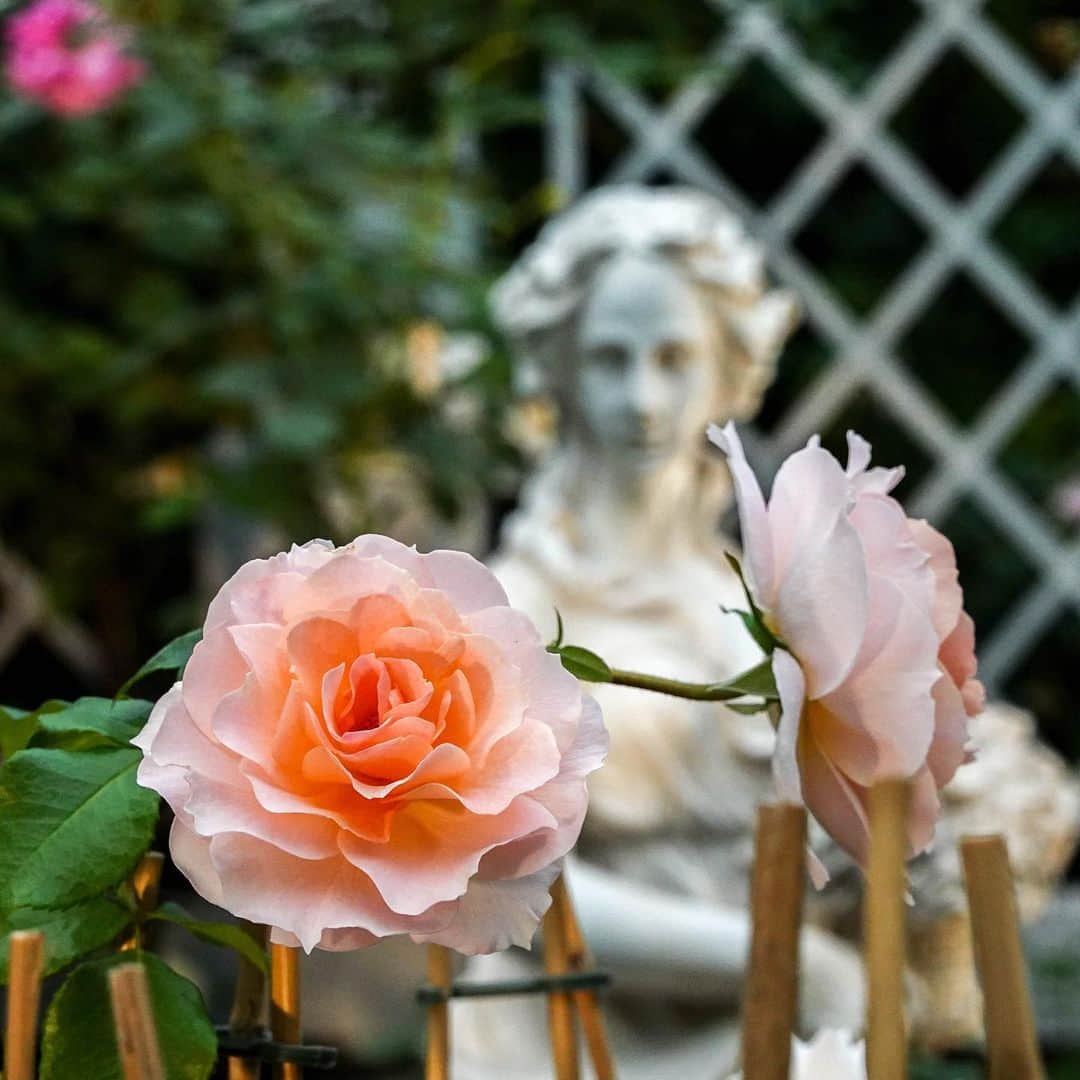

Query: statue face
left=576, top=251, right=715, bottom=464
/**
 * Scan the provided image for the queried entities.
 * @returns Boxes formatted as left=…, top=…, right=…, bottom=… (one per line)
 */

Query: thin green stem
left=607, top=668, right=749, bottom=702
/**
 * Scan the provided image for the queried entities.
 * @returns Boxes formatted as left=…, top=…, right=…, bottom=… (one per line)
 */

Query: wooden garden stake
left=122, top=851, right=165, bottom=951
left=108, top=962, right=165, bottom=1080
left=961, top=835, right=1044, bottom=1079
left=552, top=876, right=616, bottom=1080
left=864, top=779, right=910, bottom=1080
left=4, top=930, right=45, bottom=1080
left=543, top=878, right=580, bottom=1080
left=228, top=922, right=268, bottom=1080
left=740, top=803, right=807, bottom=1080
left=425, top=945, right=453, bottom=1080
left=270, top=943, right=302, bottom=1080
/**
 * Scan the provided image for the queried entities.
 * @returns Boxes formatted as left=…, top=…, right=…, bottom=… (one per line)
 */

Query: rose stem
left=740, top=803, right=806, bottom=1080
left=228, top=922, right=268, bottom=1080
left=543, top=877, right=580, bottom=1080
left=3, top=930, right=45, bottom=1080
left=961, top=835, right=1044, bottom=1079
left=270, top=943, right=302, bottom=1080
left=552, top=875, right=616, bottom=1080
left=108, top=962, right=166, bottom=1080
left=864, top=778, right=911, bottom=1080
left=607, top=668, right=744, bottom=701
left=122, top=851, right=165, bottom=952
left=425, top=945, right=453, bottom=1080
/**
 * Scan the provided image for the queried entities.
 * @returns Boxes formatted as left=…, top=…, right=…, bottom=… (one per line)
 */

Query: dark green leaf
left=40, top=952, right=217, bottom=1080
left=0, top=897, right=130, bottom=984
left=30, top=698, right=153, bottom=751
left=118, top=630, right=201, bottom=697
left=0, top=747, right=160, bottom=914
left=150, top=902, right=269, bottom=975
left=556, top=646, right=613, bottom=684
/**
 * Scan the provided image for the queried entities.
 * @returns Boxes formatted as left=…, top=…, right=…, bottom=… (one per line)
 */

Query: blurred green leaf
left=40, top=952, right=217, bottom=1080
left=150, top=902, right=269, bottom=975
left=1, top=703, right=44, bottom=760
left=118, top=631, right=201, bottom=698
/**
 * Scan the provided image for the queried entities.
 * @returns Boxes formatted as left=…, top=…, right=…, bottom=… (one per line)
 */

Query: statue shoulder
left=485, top=549, right=562, bottom=630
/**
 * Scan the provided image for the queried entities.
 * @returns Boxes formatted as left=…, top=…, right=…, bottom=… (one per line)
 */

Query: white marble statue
left=451, top=185, right=1080, bottom=1078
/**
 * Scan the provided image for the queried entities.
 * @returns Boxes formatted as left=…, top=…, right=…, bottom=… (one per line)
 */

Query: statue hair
left=489, top=184, right=800, bottom=423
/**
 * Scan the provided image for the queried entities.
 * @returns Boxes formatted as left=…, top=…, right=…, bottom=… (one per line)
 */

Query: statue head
left=490, top=185, right=800, bottom=470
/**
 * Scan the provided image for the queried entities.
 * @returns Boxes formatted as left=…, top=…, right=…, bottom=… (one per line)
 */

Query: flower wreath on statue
left=0, top=421, right=983, bottom=1078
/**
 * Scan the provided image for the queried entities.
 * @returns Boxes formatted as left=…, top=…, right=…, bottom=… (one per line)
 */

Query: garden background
left=0, top=0, right=1078, bottom=1075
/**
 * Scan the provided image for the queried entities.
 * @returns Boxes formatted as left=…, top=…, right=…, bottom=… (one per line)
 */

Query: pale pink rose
left=133, top=537, right=607, bottom=954
left=5, top=0, right=145, bottom=116
left=709, top=422, right=982, bottom=877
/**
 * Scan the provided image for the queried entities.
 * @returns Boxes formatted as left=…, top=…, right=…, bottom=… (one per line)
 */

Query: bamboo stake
left=4, top=930, right=45, bottom=1080
left=740, top=803, right=807, bottom=1080
left=122, top=852, right=165, bottom=951
left=425, top=945, right=453, bottom=1080
left=552, top=876, right=616, bottom=1080
left=269, top=943, right=302, bottom=1080
left=228, top=922, right=268, bottom=1080
left=543, top=879, right=579, bottom=1080
left=864, top=779, right=910, bottom=1080
left=961, top=835, right=1044, bottom=1080
left=108, top=962, right=165, bottom=1080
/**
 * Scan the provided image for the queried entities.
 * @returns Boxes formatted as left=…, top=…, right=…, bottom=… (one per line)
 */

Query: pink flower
left=710, top=422, right=982, bottom=878
left=133, top=537, right=607, bottom=954
left=5, top=0, right=145, bottom=116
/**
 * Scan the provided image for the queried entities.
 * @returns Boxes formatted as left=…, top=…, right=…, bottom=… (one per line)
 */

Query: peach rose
left=133, top=537, right=607, bottom=953
left=709, top=422, right=982, bottom=877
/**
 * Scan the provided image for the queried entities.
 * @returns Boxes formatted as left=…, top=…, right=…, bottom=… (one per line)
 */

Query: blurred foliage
left=0, top=0, right=1077, bottom=751
left=0, top=0, right=510, bottom=683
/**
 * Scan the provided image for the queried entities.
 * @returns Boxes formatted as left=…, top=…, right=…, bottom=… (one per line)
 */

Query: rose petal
left=708, top=421, right=774, bottom=601
left=800, top=735, right=871, bottom=867
left=422, top=862, right=561, bottom=955
left=208, top=832, right=457, bottom=952
left=771, top=649, right=805, bottom=803
left=338, top=797, right=558, bottom=915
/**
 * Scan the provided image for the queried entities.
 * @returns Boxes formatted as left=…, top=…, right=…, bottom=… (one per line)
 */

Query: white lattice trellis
left=545, top=0, right=1080, bottom=694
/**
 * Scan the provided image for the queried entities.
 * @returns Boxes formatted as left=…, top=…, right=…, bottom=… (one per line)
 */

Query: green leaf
left=118, top=630, right=201, bottom=697
left=556, top=646, right=613, bottom=684
left=149, top=902, right=269, bottom=975
left=726, top=607, right=779, bottom=655
left=546, top=607, right=565, bottom=652
left=724, top=551, right=758, bottom=611
left=30, top=698, right=153, bottom=751
left=40, top=952, right=217, bottom=1080
left=0, top=747, right=160, bottom=914
left=709, top=657, right=778, bottom=702
left=0, top=897, right=131, bottom=984
left=725, top=701, right=770, bottom=716
left=720, top=551, right=781, bottom=654
left=0, top=703, right=47, bottom=760
left=1, top=701, right=70, bottom=759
